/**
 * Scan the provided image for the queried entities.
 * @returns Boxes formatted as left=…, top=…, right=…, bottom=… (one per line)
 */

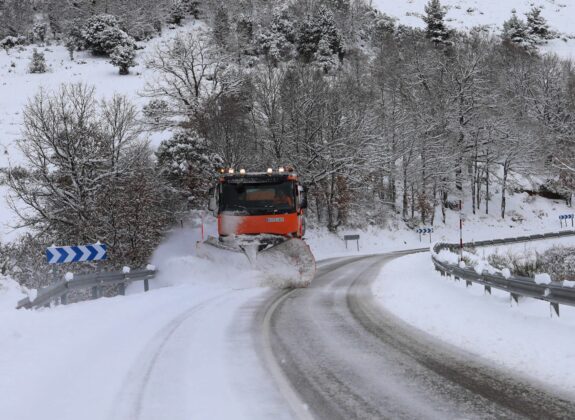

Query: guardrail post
left=61, top=293, right=68, bottom=305
left=144, top=278, right=149, bottom=292
left=91, top=286, right=98, bottom=299
left=510, top=293, right=519, bottom=305
left=465, top=280, right=472, bottom=288
left=484, top=285, right=491, bottom=295
left=119, top=282, right=125, bottom=296
left=550, top=302, right=560, bottom=317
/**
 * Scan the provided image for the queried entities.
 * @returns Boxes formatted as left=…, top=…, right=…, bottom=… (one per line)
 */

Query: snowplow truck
left=198, top=167, right=316, bottom=287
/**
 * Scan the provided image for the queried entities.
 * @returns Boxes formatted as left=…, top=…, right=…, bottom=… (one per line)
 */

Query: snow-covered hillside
left=0, top=25, right=203, bottom=168
left=0, top=23, right=206, bottom=241
left=372, top=0, right=575, bottom=58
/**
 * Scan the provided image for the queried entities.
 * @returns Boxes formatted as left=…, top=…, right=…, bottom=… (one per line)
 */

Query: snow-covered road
left=264, top=253, right=575, bottom=419
left=3, top=242, right=575, bottom=420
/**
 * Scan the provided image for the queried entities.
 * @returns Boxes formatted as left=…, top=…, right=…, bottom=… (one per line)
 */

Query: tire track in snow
left=109, top=292, right=231, bottom=420
left=263, top=252, right=575, bottom=419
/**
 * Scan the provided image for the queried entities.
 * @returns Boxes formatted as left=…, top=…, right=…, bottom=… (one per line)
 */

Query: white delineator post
left=459, top=200, right=464, bottom=262
left=201, top=210, right=205, bottom=242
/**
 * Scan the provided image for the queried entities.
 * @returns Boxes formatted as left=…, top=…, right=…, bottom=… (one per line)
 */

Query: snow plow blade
left=255, top=238, right=316, bottom=288
left=197, top=237, right=316, bottom=288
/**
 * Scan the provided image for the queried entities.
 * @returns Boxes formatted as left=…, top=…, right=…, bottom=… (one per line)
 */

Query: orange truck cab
left=208, top=169, right=308, bottom=242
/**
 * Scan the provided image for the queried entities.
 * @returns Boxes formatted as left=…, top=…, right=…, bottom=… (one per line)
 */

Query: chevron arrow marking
left=46, top=244, right=108, bottom=264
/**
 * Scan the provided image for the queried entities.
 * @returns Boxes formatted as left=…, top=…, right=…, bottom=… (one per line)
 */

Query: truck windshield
left=220, top=181, right=296, bottom=214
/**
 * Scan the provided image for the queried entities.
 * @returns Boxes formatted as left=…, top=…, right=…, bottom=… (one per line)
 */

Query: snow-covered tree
left=502, top=12, right=535, bottom=50
left=156, top=130, right=223, bottom=206
left=271, top=8, right=296, bottom=44
left=236, top=14, right=253, bottom=50
left=142, top=99, right=171, bottom=129
left=423, top=0, right=450, bottom=45
left=212, top=6, right=230, bottom=48
left=256, top=9, right=296, bottom=64
left=526, top=7, right=551, bottom=42
left=32, top=22, right=48, bottom=45
left=7, top=84, right=175, bottom=265
left=0, top=0, right=34, bottom=39
left=110, top=44, right=136, bottom=75
left=296, top=6, right=344, bottom=62
left=143, top=30, right=220, bottom=123
left=371, top=12, right=397, bottom=47
left=79, top=14, right=135, bottom=56
left=314, top=37, right=337, bottom=73
left=181, top=0, right=201, bottom=19
left=167, top=0, right=186, bottom=25
left=315, top=6, right=344, bottom=59
left=28, top=49, right=47, bottom=73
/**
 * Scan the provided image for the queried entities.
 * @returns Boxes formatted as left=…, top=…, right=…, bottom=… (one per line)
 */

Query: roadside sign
left=416, top=227, right=434, bottom=243
left=344, top=234, right=360, bottom=251
left=559, top=214, right=574, bottom=228
left=46, top=244, right=107, bottom=265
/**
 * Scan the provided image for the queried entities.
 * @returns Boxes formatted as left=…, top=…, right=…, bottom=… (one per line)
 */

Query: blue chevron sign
left=416, top=227, right=434, bottom=234
left=46, top=244, right=107, bottom=264
left=559, top=214, right=574, bottom=220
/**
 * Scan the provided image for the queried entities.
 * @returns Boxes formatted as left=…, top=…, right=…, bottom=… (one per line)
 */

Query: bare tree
left=7, top=83, right=175, bottom=264
left=142, top=29, right=236, bottom=127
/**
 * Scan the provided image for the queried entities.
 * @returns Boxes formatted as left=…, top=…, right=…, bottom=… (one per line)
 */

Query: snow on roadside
left=308, top=192, right=575, bottom=260
left=0, top=275, right=27, bottom=311
left=0, top=226, right=290, bottom=420
left=373, top=253, right=575, bottom=395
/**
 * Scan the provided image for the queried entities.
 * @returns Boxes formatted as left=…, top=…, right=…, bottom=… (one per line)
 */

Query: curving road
left=258, top=252, right=575, bottom=420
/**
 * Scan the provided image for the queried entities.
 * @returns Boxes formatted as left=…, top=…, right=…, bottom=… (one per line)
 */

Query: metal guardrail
left=16, top=268, right=156, bottom=310
left=431, top=231, right=575, bottom=317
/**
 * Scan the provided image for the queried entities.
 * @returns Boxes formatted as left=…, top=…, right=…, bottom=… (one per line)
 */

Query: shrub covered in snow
left=31, top=22, right=48, bottom=45
left=537, top=246, right=575, bottom=282
left=75, top=14, right=136, bottom=56
left=28, top=49, right=47, bottom=73
left=487, top=249, right=538, bottom=277
left=0, top=35, right=27, bottom=50
left=110, top=44, right=136, bottom=75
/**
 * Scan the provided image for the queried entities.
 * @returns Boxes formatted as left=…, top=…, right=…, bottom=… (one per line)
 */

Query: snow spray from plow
left=197, top=237, right=316, bottom=288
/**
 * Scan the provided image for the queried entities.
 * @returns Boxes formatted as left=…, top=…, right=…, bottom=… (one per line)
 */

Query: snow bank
left=534, top=273, right=552, bottom=285
left=0, top=275, right=26, bottom=311
left=373, top=253, right=575, bottom=396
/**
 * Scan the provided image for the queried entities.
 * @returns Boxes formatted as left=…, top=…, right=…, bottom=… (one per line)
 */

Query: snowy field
left=373, top=252, right=575, bottom=396
left=372, top=0, right=575, bottom=58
